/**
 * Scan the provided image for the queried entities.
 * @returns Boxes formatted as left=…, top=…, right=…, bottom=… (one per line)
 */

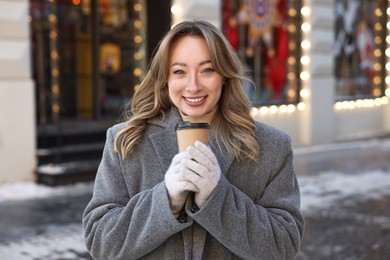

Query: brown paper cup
left=176, top=121, right=210, bottom=152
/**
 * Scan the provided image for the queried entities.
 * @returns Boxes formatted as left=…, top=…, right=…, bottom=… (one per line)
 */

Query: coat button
left=190, top=204, right=199, bottom=213
left=177, top=211, right=187, bottom=223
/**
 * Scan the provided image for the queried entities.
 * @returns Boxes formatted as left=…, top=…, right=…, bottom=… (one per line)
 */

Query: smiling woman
left=82, top=20, right=304, bottom=260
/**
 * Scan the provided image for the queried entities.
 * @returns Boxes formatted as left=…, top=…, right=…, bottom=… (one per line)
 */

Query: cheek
left=167, top=77, right=177, bottom=90
left=167, top=81, right=180, bottom=101
left=211, top=79, right=223, bottom=97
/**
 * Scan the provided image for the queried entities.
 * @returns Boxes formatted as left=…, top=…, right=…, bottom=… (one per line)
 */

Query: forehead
left=169, top=36, right=210, bottom=60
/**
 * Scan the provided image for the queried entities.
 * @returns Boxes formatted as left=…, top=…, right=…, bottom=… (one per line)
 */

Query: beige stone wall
left=0, top=0, right=36, bottom=183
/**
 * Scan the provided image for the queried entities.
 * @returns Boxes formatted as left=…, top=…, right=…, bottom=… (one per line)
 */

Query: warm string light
left=284, top=2, right=302, bottom=102
left=334, top=97, right=389, bottom=110
left=386, top=2, right=390, bottom=96
left=48, top=1, right=60, bottom=120
left=133, top=0, right=145, bottom=92
left=299, top=1, right=311, bottom=106
left=372, top=5, right=384, bottom=96
left=250, top=103, right=304, bottom=117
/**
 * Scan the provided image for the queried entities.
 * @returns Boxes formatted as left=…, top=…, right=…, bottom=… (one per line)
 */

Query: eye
left=202, top=67, right=215, bottom=73
left=173, top=69, right=185, bottom=75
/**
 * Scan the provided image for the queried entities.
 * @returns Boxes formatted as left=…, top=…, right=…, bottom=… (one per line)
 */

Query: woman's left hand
left=181, top=141, right=221, bottom=208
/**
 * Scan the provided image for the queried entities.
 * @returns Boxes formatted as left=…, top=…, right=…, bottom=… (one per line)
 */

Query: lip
left=183, top=96, right=207, bottom=107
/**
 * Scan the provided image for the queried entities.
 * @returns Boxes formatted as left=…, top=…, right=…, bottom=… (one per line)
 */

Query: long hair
left=115, top=20, right=259, bottom=161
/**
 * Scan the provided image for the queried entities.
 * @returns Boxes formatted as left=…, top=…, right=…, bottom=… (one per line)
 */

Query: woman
left=83, top=20, right=304, bottom=259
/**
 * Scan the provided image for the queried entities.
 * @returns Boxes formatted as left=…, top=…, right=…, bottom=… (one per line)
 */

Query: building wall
left=171, top=0, right=221, bottom=27
left=0, top=0, right=36, bottom=183
left=175, top=0, right=390, bottom=147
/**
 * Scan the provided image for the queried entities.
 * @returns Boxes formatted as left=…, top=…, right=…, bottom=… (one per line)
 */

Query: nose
left=186, top=73, right=201, bottom=93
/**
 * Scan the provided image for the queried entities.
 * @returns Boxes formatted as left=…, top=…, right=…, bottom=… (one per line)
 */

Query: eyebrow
left=171, top=60, right=212, bottom=67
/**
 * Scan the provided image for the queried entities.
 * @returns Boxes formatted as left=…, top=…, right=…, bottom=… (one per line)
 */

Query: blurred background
left=0, top=0, right=389, bottom=259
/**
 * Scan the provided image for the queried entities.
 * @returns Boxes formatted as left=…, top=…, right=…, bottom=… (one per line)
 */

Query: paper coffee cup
left=176, top=121, right=210, bottom=152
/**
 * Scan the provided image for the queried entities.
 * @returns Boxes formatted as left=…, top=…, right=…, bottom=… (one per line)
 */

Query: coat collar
left=147, top=108, right=182, bottom=173
left=147, top=107, right=235, bottom=175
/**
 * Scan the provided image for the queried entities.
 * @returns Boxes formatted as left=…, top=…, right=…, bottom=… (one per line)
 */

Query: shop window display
left=334, top=0, right=387, bottom=99
left=222, top=0, right=303, bottom=106
left=30, top=0, right=146, bottom=122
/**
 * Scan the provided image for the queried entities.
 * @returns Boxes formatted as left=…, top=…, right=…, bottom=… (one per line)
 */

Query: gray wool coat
left=82, top=107, right=304, bottom=260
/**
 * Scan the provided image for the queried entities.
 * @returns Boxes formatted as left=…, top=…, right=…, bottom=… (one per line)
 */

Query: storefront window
left=222, top=0, right=303, bottom=106
left=334, top=0, right=387, bottom=100
left=30, top=0, right=146, bottom=123
left=98, top=0, right=146, bottom=117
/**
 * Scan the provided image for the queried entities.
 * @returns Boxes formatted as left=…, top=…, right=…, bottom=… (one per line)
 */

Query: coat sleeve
left=82, top=127, right=192, bottom=260
left=186, top=133, right=304, bottom=260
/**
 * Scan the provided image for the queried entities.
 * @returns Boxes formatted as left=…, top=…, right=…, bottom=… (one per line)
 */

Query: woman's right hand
left=164, top=152, right=197, bottom=217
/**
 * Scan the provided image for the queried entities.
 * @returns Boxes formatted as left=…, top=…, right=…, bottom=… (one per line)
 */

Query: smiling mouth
left=185, top=96, right=205, bottom=103
left=183, top=96, right=207, bottom=106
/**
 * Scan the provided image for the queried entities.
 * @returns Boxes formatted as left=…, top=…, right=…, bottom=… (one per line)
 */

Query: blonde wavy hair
left=115, top=20, right=259, bottom=161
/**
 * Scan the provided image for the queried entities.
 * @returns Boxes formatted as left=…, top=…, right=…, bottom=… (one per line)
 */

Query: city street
left=0, top=138, right=390, bottom=260
left=0, top=1, right=389, bottom=259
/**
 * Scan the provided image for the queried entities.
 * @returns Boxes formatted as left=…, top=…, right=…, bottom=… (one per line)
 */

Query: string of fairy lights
left=48, top=0, right=61, bottom=121
left=387, top=0, right=390, bottom=98
left=132, top=0, right=145, bottom=92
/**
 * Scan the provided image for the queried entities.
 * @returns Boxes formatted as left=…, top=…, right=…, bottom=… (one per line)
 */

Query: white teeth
left=185, top=97, right=205, bottom=103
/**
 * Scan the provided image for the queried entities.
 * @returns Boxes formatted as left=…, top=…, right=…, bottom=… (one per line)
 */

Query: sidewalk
left=0, top=137, right=389, bottom=259
left=295, top=137, right=390, bottom=260
left=0, top=182, right=93, bottom=260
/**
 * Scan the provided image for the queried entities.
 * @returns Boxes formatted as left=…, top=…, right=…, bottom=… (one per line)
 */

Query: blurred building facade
left=0, top=0, right=389, bottom=183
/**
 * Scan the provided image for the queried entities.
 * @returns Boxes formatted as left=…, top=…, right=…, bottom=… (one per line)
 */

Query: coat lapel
left=149, top=129, right=178, bottom=173
left=148, top=108, right=182, bottom=173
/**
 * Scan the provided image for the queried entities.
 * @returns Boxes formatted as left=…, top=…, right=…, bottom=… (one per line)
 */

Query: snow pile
left=298, top=170, right=390, bottom=212
left=0, top=181, right=94, bottom=202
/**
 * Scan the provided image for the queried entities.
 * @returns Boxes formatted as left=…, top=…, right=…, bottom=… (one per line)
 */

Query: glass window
left=98, top=0, right=146, bottom=117
left=222, top=0, right=303, bottom=106
left=30, top=0, right=146, bottom=123
left=334, top=0, right=387, bottom=100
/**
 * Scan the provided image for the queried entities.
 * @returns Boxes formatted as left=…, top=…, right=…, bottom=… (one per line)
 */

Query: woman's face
left=167, top=36, right=223, bottom=122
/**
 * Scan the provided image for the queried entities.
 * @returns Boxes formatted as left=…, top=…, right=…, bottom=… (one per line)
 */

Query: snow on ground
left=0, top=182, right=94, bottom=259
left=298, top=169, right=390, bottom=212
left=0, top=224, right=88, bottom=260
left=294, top=137, right=390, bottom=155
left=0, top=181, right=94, bottom=202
